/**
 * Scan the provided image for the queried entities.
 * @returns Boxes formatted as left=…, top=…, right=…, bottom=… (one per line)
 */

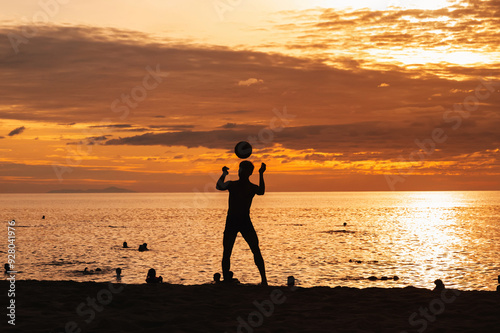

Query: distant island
left=47, top=186, right=136, bottom=193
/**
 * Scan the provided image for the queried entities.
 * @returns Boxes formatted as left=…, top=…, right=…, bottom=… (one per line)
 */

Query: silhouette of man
left=216, top=161, right=267, bottom=286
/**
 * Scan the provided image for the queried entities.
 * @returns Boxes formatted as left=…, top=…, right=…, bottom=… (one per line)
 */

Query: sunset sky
left=0, top=0, right=499, bottom=192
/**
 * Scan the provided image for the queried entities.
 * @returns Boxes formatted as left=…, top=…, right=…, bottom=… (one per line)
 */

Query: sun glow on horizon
left=299, top=0, right=454, bottom=10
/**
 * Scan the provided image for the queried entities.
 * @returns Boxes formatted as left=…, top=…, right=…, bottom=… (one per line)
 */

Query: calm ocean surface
left=1, top=191, right=499, bottom=290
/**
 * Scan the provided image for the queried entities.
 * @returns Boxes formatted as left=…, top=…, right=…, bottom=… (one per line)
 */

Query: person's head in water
left=147, top=268, right=156, bottom=278
left=238, top=161, right=254, bottom=180
left=146, top=268, right=163, bottom=283
left=433, top=279, right=445, bottom=292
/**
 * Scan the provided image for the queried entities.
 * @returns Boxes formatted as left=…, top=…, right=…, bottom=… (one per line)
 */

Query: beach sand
left=2, top=280, right=499, bottom=332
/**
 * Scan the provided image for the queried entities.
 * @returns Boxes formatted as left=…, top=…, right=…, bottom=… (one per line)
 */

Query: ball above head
left=234, top=141, right=252, bottom=159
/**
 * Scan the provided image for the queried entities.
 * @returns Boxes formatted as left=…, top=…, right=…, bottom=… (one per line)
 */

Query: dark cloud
left=87, top=124, right=154, bottom=132
left=104, top=120, right=500, bottom=162
left=89, top=124, right=133, bottom=128
left=105, top=125, right=261, bottom=149
left=148, top=125, right=195, bottom=131
left=8, top=126, right=25, bottom=136
left=1, top=24, right=498, bottom=128
left=220, top=123, right=237, bottom=128
left=122, top=128, right=150, bottom=132
left=67, top=135, right=111, bottom=145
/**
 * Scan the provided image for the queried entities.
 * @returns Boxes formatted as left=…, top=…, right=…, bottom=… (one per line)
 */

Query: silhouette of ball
left=235, top=141, right=252, bottom=159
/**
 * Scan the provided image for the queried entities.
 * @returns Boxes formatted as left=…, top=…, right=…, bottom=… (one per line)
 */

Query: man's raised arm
left=216, top=166, right=230, bottom=191
left=256, top=163, right=266, bottom=195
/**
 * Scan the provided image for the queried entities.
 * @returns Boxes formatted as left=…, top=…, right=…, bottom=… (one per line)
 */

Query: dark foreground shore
left=2, top=280, right=499, bottom=333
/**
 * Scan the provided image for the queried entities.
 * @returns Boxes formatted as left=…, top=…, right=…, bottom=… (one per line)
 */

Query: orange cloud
left=238, top=78, right=264, bottom=86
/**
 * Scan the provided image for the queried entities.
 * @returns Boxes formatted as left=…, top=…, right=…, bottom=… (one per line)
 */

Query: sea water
left=1, top=191, right=499, bottom=290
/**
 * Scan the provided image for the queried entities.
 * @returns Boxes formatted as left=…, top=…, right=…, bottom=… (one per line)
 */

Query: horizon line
left=1, top=189, right=500, bottom=194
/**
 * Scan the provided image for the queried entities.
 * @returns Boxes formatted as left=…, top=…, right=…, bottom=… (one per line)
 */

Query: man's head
left=238, top=161, right=254, bottom=179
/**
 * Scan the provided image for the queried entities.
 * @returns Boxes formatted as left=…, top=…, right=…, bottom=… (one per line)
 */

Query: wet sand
left=2, top=280, right=499, bottom=332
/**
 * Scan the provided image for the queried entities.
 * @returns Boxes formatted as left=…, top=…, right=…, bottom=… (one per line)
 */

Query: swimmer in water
left=433, top=279, right=445, bottom=292
left=222, top=271, right=239, bottom=284
left=145, top=268, right=163, bottom=283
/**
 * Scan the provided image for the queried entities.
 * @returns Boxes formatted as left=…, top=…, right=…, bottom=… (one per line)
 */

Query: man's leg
left=241, top=225, right=267, bottom=285
left=222, top=228, right=238, bottom=281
